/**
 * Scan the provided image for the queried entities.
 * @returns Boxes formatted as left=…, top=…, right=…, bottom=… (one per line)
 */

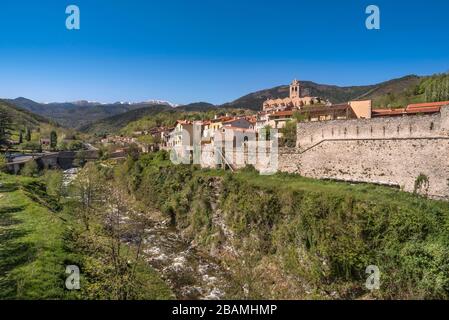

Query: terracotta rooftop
left=406, top=106, right=441, bottom=114
left=212, top=116, right=234, bottom=123
left=406, top=101, right=449, bottom=110
left=372, top=101, right=449, bottom=117
left=176, top=120, right=193, bottom=125
left=372, top=108, right=406, bottom=117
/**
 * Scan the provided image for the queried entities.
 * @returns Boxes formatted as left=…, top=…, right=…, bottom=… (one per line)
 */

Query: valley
left=1, top=72, right=449, bottom=300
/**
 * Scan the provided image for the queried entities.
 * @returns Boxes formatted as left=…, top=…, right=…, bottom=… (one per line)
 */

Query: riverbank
left=119, top=152, right=449, bottom=299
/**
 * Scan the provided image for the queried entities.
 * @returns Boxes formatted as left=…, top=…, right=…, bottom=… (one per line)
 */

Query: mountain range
left=2, top=74, right=427, bottom=132
left=3, top=98, right=181, bottom=129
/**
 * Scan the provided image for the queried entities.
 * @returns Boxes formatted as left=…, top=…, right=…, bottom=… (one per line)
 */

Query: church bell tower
left=290, top=79, right=301, bottom=99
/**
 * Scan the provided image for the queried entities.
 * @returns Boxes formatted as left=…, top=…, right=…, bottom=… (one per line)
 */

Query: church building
left=262, top=79, right=325, bottom=112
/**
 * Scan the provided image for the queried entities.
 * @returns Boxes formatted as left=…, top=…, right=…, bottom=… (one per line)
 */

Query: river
left=63, top=168, right=234, bottom=300
left=141, top=219, right=233, bottom=300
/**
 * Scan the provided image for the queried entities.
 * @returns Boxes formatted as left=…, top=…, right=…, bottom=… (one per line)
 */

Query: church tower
left=290, top=79, right=301, bottom=99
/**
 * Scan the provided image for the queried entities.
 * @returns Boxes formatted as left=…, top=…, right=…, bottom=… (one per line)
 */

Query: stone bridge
left=6, top=150, right=99, bottom=174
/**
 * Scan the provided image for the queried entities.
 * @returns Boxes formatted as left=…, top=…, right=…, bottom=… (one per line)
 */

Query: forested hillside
left=0, top=100, right=53, bottom=130
left=369, top=73, right=449, bottom=108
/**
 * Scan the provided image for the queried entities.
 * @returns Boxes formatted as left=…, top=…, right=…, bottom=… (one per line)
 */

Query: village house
left=208, top=115, right=233, bottom=133
left=159, top=127, right=175, bottom=148
left=170, top=120, right=194, bottom=147
left=222, top=117, right=254, bottom=130
left=40, top=138, right=51, bottom=148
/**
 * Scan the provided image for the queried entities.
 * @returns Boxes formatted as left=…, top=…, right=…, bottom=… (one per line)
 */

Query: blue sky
left=0, top=0, right=448, bottom=105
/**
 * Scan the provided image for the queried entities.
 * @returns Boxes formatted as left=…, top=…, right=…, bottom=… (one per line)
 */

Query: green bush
left=21, top=160, right=39, bottom=177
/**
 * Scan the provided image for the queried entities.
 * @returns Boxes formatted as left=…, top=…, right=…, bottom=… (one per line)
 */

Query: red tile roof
left=406, top=101, right=449, bottom=110
left=406, top=106, right=441, bottom=114
left=372, top=101, right=449, bottom=117
left=372, top=108, right=406, bottom=117
left=176, top=120, right=192, bottom=125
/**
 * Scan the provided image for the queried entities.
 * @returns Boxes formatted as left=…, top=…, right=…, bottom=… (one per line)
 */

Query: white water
left=141, top=219, right=231, bottom=300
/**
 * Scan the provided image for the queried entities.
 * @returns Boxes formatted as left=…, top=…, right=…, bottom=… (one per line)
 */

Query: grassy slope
left=0, top=173, right=173, bottom=300
left=0, top=174, right=70, bottom=299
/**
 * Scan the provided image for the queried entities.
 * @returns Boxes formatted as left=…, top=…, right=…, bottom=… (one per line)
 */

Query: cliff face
left=126, top=160, right=449, bottom=299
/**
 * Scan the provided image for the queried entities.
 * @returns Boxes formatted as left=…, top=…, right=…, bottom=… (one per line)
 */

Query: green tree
left=57, top=141, right=68, bottom=151
left=0, top=108, right=12, bottom=146
left=68, top=140, right=83, bottom=151
left=43, top=170, right=64, bottom=201
left=74, top=150, right=87, bottom=167
left=50, top=131, right=58, bottom=150
left=280, top=120, right=297, bottom=148
left=19, top=131, right=23, bottom=144
left=21, top=160, right=39, bottom=177
left=25, top=128, right=32, bottom=142
left=70, top=162, right=104, bottom=230
left=0, top=154, right=7, bottom=172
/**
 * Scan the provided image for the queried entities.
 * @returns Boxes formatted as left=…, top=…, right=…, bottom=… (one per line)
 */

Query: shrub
left=21, top=160, right=39, bottom=177
left=414, top=173, right=430, bottom=195
left=280, top=120, right=297, bottom=148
